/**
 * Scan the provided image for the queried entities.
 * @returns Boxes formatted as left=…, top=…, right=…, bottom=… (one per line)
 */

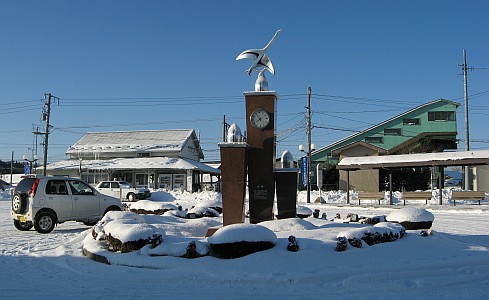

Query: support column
left=219, top=143, right=248, bottom=226
left=438, top=166, right=444, bottom=205
left=389, top=170, right=393, bottom=205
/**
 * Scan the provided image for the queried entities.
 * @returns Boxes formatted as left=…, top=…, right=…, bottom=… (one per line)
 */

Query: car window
left=120, top=182, right=131, bottom=188
left=46, top=180, right=69, bottom=195
left=15, top=178, right=37, bottom=192
left=111, top=182, right=120, bottom=188
left=99, top=182, right=110, bottom=188
left=69, top=180, right=94, bottom=195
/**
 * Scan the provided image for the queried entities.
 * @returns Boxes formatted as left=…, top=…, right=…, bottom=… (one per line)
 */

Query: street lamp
left=23, top=154, right=38, bottom=175
left=299, top=143, right=316, bottom=203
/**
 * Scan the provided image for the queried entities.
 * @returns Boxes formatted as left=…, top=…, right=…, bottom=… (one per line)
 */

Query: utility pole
left=42, top=93, right=59, bottom=176
left=461, top=50, right=470, bottom=190
left=32, top=124, right=42, bottom=171
left=306, top=86, right=312, bottom=203
left=458, top=50, right=485, bottom=190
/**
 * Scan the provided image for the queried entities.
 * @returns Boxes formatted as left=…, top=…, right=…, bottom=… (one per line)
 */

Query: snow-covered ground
left=1, top=189, right=488, bottom=299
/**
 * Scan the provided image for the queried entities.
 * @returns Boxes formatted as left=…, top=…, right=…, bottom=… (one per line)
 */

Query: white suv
left=11, top=175, right=124, bottom=233
left=95, top=181, right=151, bottom=202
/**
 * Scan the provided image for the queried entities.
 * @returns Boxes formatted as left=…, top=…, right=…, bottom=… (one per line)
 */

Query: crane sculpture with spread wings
left=236, top=29, right=282, bottom=76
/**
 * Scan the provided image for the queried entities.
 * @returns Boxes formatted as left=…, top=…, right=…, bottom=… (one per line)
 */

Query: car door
left=45, top=179, right=73, bottom=220
left=110, top=182, right=123, bottom=199
left=68, top=180, right=100, bottom=217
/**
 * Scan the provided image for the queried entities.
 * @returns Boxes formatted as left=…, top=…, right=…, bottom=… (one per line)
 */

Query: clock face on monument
left=250, top=108, right=270, bottom=130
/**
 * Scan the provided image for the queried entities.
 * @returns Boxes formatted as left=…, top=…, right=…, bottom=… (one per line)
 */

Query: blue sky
left=1, top=1, right=488, bottom=164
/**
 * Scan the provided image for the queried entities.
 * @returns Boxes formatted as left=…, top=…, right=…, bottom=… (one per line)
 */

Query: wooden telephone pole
left=42, top=93, right=59, bottom=175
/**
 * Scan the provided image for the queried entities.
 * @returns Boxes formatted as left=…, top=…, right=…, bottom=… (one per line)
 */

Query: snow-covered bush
left=207, top=224, right=277, bottom=258
left=126, top=200, right=178, bottom=215
left=337, top=222, right=406, bottom=249
left=91, top=211, right=164, bottom=253
left=386, top=207, right=434, bottom=230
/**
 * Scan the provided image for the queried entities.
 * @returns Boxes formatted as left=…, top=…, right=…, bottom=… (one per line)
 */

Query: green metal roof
left=312, top=99, right=460, bottom=162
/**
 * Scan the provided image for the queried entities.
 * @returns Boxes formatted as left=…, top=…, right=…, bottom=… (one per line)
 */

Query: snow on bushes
left=336, top=222, right=406, bottom=251
left=126, top=199, right=221, bottom=219
left=92, top=211, right=165, bottom=253
left=386, top=207, right=434, bottom=230
left=142, top=240, right=209, bottom=258
left=207, top=223, right=277, bottom=258
left=127, top=200, right=178, bottom=215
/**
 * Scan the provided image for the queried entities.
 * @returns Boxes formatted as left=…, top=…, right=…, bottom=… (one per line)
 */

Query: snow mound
left=337, top=222, right=405, bottom=241
left=260, top=218, right=317, bottom=232
left=188, top=206, right=220, bottom=217
left=297, top=205, right=312, bottom=217
left=127, top=200, right=178, bottom=211
left=103, top=220, right=166, bottom=243
left=386, top=207, right=434, bottom=223
left=145, top=240, right=209, bottom=257
left=207, top=223, right=277, bottom=244
left=100, top=210, right=146, bottom=224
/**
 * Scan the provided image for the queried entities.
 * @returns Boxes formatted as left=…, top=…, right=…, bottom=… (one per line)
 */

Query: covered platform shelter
left=337, top=150, right=489, bottom=205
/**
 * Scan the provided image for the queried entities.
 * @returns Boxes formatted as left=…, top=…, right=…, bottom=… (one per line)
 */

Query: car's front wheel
left=13, top=220, right=33, bottom=231
left=127, top=193, right=136, bottom=202
left=34, top=212, right=56, bottom=233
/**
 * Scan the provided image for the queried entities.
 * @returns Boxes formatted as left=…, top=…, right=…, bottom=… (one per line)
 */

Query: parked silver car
left=11, top=175, right=123, bottom=233
left=95, top=181, right=151, bottom=201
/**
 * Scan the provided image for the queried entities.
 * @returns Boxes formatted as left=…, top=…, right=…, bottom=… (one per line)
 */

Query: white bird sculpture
left=236, top=29, right=282, bottom=76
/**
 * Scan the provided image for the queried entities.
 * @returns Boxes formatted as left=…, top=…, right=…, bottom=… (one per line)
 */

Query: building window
left=384, top=128, right=402, bottom=136
left=403, top=118, right=420, bottom=125
left=428, top=111, right=455, bottom=121
left=365, top=136, right=383, bottom=143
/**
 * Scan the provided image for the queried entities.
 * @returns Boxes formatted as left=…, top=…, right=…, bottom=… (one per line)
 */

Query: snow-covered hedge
left=336, top=222, right=406, bottom=250
left=92, top=211, right=164, bottom=253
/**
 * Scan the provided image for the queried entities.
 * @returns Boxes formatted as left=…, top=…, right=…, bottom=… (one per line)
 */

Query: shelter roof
left=66, top=129, right=198, bottom=155
left=337, top=150, right=489, bottom=170
left=45, top=157, right=220, bottom=174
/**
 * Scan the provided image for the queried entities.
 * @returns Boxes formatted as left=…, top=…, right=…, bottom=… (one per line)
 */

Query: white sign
left=316, top=163, right=323, bottom=189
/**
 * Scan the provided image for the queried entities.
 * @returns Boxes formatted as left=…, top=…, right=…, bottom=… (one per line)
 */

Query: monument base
left=274, top=168, right=300, bottom=219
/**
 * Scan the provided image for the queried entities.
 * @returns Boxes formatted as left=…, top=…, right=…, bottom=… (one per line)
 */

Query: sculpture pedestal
left=218, top=142, right=248, bottom=226
left=274, top=168, right=299, bottom=219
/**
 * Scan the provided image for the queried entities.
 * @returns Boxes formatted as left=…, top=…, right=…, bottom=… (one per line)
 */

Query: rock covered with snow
left=386, top=207, right=434, bottom=223
left=386, top=207, right=434, bottom=230
left=207, top=224, right=277, bottom=258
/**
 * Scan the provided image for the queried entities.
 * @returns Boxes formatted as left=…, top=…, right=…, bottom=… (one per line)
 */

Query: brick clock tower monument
left=245, top=90, right=277, bottom=223
left=236, top=29, right=282, bottom=224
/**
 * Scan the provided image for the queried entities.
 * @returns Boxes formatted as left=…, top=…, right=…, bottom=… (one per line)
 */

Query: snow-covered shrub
left=337, top=222, right=405, bottom=248
left=207, top=224, right=277, bottom=258
left=91, top=211, right=165, bottom=253
left=127, top=200, right=178, bottom=215
left=386, top=207, right=434, bottom=230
